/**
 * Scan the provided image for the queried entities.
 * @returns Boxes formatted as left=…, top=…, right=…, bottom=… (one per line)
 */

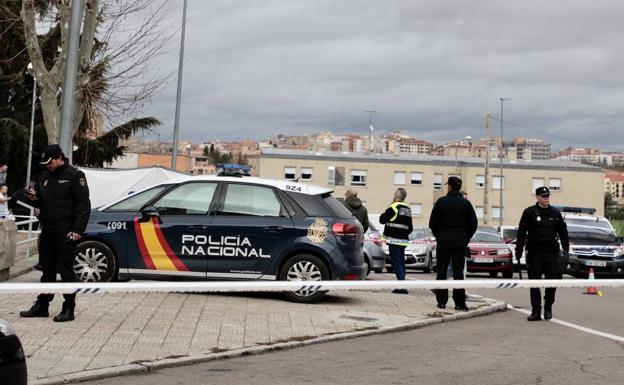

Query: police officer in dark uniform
left=429, top=176, right=478, bottom=311
left=380, top=187, right=413, bottom=294
left=20, top=144, right=91, bottom=322
left=515, top=186, right=569, bottom=321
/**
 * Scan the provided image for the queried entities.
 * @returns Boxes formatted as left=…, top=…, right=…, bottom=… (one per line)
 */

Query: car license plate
left=473, top=257, right=493, bottom=263
left=584, top=260, right=607, bottom=267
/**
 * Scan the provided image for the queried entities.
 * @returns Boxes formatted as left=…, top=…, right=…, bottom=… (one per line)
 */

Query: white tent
left=79, top=167, right=186, bottom=208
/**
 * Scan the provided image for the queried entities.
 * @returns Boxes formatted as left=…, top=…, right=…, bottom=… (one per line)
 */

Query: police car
left=72, top=172, right=366, bottom=302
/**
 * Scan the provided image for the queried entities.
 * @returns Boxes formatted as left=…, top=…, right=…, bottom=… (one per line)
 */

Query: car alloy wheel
left=73, top=241, right=117, bottom=282
left=280, top=254, right=329, bottom=303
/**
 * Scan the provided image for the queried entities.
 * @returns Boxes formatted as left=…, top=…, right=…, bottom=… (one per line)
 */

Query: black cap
left=535, top=186, right=550, bottom=196
left=445, top=176, right=462, bottom=191
left=40, top=144, right=63, bottom=165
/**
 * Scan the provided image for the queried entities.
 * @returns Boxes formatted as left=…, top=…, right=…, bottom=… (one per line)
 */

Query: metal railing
left=13, top=201, right=40, bottom=260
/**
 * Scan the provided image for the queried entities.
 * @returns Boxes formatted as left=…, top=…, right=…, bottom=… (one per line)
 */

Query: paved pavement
left=2, top=250, right=505, bottom=385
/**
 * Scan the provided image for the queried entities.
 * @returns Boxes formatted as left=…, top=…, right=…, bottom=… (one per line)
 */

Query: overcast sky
left=136, top=0, right=624, bottom=151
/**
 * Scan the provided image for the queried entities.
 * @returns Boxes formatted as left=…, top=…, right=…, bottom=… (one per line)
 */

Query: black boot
left=527, top=312, right=542, bottom=321
left=543, top=306, right=552, bottom=320
left=19, top=302, right=49, bottom=318
left=53, top=307, right=75, bottom=322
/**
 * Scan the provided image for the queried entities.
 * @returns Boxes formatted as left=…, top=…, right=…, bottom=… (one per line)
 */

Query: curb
left=30, top=300, right=507, bottom=385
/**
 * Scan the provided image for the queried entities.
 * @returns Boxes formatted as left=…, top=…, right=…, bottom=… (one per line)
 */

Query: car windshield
left=564, top=218, right=612, bottom=231
left=105, top=185, right=169, bottom=212
left=322, top=193, right=353, bottom=219
left=409, top=228, right=427, bottom=240
left=568, top=227, right=619, bottom=245
left=502, top=229, right=517, bottom=242
left=471, top=231, right=504, bottom=243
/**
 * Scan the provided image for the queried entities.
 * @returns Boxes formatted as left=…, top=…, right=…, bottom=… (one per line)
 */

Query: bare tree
left=14, top=0, right=173, bottom=144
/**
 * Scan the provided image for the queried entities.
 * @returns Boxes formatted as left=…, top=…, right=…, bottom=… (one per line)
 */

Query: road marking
left=508, top=304, right=624, bottom=343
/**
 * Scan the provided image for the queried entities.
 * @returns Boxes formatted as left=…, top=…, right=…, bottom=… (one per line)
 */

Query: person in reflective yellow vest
left=380, top=188, right=413, bottom=294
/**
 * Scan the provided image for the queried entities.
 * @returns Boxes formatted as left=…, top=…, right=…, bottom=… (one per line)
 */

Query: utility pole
left=58, top=0, right=84, bottom=161
left=499, top=98, right=510, bottom=226
left=483, top=114, right=491, bottom=225
left=172, top=0, right=188, bottom=170
left=364, top=110, right=376, bottom=152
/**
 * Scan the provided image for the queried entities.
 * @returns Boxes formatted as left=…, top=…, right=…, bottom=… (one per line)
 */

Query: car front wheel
left=280, top=254, right=329, bottom=303
left=73, top=241, right=118, bottom=282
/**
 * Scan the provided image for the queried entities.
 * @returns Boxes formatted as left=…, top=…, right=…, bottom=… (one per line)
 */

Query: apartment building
left=258, top=149, right=603, bottom=226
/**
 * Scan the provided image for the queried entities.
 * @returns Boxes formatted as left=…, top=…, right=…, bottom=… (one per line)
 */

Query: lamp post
left=454, top=135, right=472, bottom=172
left=26, top=63, right=37, bottom=185
left=172, top=0, right=188, bottom=170
left=499, top=97, right=510, bottom=226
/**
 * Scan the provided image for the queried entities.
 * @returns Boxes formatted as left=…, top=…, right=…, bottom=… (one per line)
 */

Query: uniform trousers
left=36, top=226, right=77, bottom=309
left=527, top=252, right=560, bottom=313
left=435, top=247, right=467, bottom=306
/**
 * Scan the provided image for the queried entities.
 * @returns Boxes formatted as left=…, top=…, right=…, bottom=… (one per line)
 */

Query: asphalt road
left=82, top=271, right=624, bottom=385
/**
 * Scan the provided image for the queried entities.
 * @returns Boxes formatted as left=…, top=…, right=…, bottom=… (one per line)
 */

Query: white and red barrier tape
left=0, top=279, right=621, bottom=295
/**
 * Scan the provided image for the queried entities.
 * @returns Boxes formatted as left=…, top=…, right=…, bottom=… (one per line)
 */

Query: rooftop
left=261, top=148, right=601, bottom=172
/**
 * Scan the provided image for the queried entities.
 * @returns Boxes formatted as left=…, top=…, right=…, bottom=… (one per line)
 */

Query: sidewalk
left=3, top=260, right=505, bottom=385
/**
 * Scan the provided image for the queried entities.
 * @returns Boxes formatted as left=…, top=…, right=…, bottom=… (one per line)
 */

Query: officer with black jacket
left=515, top=186, right=569, bottom=321
left=20, top=144, right=91, bottom=322
left=379, top=187, right=413, bottom=294
left=429, top=177, right=478, bottom=311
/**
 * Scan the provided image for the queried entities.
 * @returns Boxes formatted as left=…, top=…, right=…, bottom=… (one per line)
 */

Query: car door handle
left=263, top=226, right=283, bottom=233
left=188, top=225, right=207, bottom=231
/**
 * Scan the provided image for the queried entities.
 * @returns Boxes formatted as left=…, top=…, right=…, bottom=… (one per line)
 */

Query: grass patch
left=611, top=219, right=624, bottom=237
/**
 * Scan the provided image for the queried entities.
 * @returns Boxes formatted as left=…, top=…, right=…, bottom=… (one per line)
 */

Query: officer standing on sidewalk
left=20, top=144, right=91, bottom=322
left=379, top=187, right=412, bottom=294
left=429, top=177, right=477, bottom=311
left=515, top=186, right=569, bottom=321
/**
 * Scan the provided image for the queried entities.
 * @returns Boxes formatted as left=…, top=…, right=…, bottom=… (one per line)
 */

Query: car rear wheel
left=73, top=241, right=118, bottom=282
left=363, top=253, right=371, bottom=276
left=280, top=254, right=329, bottom=303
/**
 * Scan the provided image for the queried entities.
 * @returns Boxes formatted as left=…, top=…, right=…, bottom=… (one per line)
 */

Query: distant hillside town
left=107, top=130, right=624, bottom=208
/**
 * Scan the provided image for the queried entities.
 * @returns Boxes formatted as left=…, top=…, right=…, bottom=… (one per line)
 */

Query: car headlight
left=497, top=249, right=510, bottom=255
left=0, top=319, right=17, bottom=337
left=614, top=248, right=624, bottom=259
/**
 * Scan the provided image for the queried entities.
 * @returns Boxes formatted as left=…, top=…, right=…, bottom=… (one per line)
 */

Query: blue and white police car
left=72, top=173, right=366, bottom=302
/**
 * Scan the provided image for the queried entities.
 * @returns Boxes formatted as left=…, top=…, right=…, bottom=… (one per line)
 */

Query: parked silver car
left=363, top=222, right=386, bottom=275
left=384, top=227, right=437, bottom=273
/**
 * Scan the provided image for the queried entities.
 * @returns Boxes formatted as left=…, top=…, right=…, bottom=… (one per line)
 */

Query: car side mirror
left=618, top=236, right=624, bottom=244
left=139, top=206, right=160, bottom=222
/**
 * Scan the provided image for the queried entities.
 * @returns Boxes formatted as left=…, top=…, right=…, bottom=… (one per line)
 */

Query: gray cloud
left=136, top=0, right=624, bottom=150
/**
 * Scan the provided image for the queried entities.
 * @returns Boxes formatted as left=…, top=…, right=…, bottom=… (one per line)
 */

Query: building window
left=475, top=206, right=484, bottom=219
left=328, top=166, right=345, bottom=186
left=532, top=178, right=544, bottom=192
left=394, top=171, right=406, bottom=185
left=549, top=178, right=561, bottom=191
left=475, top=175, right=485, bottom=189
left=493, top=176, right=505, bottom=190
left=284, top=167, right=296, bottom=180
left=433, top=174, right=443, bottom=191
left=492, top=206, right=503, bottom=220
left=351, top=170, right=367, bottom=187
left=301, top=167, right=313, bottom=180
left=410, top=203, right=423, bottom=217
left=410, top=172, right=423, bottom=185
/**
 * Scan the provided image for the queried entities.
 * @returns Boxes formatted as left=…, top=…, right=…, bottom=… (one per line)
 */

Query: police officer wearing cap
left=429, top=176, right=478, bottom=311
left=380, top=187, right=413, bottom=294
left=20, top=144, right=91, bottom=322
left=515, top=186, right=569, bottom=321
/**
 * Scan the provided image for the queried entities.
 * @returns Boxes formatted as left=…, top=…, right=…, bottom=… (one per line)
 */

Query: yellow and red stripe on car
left=134, top=217, right=189, bottom=271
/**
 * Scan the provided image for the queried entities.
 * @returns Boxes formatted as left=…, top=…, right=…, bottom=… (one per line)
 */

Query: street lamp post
left=499, top=97, right=510, bottom=226
left=172, top=0, right=188, bottom=170
left=26, top=63, right=37, bottom=185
